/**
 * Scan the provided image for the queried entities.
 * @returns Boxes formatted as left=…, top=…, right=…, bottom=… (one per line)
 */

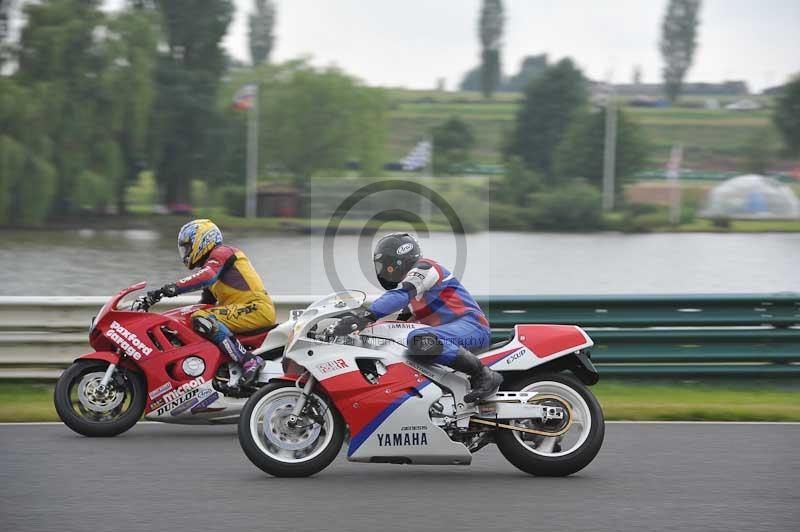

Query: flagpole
left=245, top=84, right=259, bottom=219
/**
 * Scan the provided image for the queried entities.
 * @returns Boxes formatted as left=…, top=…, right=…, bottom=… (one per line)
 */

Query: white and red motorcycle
left=238, top=291, right=604, bottom=477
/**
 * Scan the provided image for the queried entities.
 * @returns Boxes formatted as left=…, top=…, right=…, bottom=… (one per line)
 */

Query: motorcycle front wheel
left=238, top=381, right=345, bottom=477
left=54, top=359, right=146, bottom=437
left=495, top=372, right=605, bottom=476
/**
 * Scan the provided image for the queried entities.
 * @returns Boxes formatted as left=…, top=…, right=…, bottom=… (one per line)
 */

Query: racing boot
left=240, top=354, right=265, bottom=386
left=451, top=347, right=503, bottom=403
left=218, top=336, right=263, bottom=386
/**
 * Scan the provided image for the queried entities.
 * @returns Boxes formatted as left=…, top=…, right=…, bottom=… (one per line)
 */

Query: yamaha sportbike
left=54, top=282, right=290, bottom=437
left=238, top=291, right=604, bottom=477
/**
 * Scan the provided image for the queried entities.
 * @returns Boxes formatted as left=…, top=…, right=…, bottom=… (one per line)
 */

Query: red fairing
left=320, top=362, right=428, bottom=440
left=86, top=287, right=232, bottom=414
left=514, top=324, right=592, bottom=358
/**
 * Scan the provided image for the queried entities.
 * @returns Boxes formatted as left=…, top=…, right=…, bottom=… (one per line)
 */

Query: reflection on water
left=0, top=228, right=797, bottom=296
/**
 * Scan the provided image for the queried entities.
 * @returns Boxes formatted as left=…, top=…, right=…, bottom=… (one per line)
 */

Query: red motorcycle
left=54, top=282, right=289, bottom=437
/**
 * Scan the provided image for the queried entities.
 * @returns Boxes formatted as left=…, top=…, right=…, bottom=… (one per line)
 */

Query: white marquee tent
left=700, top=174, right=800, bottom=219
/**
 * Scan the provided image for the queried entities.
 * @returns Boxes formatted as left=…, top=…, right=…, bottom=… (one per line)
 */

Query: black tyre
left=238, top=381, right=345, bottom=477
left=54, top=360, right=146, bottom=437
left=495, top=372, right=604, bottom=476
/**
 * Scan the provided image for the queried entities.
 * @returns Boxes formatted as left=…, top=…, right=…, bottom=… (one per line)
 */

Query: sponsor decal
left=190, top=391, right=220, bottom=414
left=105, top=321, right=153, bottom=360
left=170, top=396, right=201, bottom=416
left=403, top=360, right=437, bottom=379
left=505, top=349, right=526, bottom=365
left=162, top=377, right=206, bottom=403
left=316, top=359, right=350, bottom=374
left=156, top=388, right=200, bottom=416
left=396, top=243, right=414, bottom=255
left=388, top=323, right=416, bottom=329
left=376, top=431, right=428, bottom=447
left=148, top=382, right=173, bottom=400
left=178, top=269, right=206, bottom=285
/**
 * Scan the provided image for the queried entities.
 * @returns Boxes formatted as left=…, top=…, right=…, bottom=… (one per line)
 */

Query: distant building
left=604, top=80, right=749, bottom=97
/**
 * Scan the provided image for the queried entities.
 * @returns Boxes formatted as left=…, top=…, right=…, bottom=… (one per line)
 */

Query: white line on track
left=1, top=421, right=800, bottom=427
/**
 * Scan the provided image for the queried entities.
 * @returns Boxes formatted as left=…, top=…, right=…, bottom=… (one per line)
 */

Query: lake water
left=0, top=228, right=797, bottom=296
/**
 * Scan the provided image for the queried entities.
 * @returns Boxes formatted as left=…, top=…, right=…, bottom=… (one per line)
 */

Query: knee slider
left=409, top=332, right=444, bottom=358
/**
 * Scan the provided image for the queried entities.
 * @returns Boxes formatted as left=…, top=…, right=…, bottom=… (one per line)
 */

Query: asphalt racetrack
left=1, top=422, right=798, bottom=532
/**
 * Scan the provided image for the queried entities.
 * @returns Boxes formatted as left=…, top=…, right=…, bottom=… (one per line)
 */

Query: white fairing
left=253, top=319, right=294, bottom=354
left=259, top=292, right=596, bottom=465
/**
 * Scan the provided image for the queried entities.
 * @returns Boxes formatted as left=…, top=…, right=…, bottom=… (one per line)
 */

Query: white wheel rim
left=249, top=388, right=335, bottom=464
left=511, top=381, right=592, bottom=458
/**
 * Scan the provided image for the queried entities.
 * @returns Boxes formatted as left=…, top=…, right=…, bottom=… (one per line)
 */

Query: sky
left=222, top=0, right=800, bottom=92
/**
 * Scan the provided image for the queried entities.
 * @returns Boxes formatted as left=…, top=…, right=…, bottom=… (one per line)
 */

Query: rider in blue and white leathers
left=334, top=233, right=502, bottom=403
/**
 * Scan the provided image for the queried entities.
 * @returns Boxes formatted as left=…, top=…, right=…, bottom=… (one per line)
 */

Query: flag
left=401, top=141, right=432, bottom=171
left=233, top=84, right=258, bottom=111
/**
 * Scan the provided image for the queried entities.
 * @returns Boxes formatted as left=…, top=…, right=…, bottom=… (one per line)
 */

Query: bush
left=527, top=179, right=603, bottom=231
left=488, top=202, right=530, bottom=231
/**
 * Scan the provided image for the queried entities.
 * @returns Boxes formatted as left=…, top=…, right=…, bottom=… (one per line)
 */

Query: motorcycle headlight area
left=181, top=356, right=205, bottom=377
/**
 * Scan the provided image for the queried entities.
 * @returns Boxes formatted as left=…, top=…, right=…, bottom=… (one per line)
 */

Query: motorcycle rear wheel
left=495, top=372, right=604, bottom=476
left=54, top=360, right=146, bottom=437
left=238, top=381, right=345, bottom=477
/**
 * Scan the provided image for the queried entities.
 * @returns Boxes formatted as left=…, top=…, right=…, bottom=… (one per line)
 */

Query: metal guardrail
left=0, top=293, right=798, bottom=379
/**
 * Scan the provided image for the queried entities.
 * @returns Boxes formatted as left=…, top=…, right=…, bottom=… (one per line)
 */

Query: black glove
left=144, top=289, right=164, bottom=307
left=332, top=310, right=375, bottom=336
left=161, top=283, right=179, bottom=297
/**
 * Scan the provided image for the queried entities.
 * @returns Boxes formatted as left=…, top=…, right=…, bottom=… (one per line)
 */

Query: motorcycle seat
left=473, top=337, right=513, bottom=355
left=236, top=323, right=279, bottom=349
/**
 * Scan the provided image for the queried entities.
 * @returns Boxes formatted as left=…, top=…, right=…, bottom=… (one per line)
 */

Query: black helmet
left=373, top=233, right=422, bottom=290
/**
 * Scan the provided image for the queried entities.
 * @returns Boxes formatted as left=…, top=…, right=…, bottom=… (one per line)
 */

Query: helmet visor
left=374, top=256, right=404, bottom=283
left=179, top=242, right=192, bottom=265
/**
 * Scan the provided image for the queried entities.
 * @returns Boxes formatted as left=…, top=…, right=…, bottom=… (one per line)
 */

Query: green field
left=386, top=89, right=784, bottom=170
left=3, top=380, right=798, bottom=423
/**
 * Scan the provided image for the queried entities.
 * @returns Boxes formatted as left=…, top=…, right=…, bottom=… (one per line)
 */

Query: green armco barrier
left=479, top=293, right=800, bottom=378
left=477, top=293, right=800, bottom=328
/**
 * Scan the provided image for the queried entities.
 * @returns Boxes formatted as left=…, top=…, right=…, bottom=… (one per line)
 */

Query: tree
left=16, top=0, right=117, bottom=216
left=659, top=0, right=701, bottom=103
left=0, top=0, right=13, bottom=69
left=505, top=58, right=586, bottom=181
left=632, top=65, right=643, bottom=86
left=249, top=0, right=275, bottom=66
left=459, top=65, right=481, bottom=92
left=103, top=7, right=160, bottom=212
left=773, top=75, right=800, bottom=156
left=431, top=117, right=475, bottom=175
left=153, top=0, right=234, bottom=206
left=478, top=0, right=504, bottom=99
left=554, top=108, right=650, bottom=196
left=504, top=54, right=548, bottom=92
left=0, top=77, right=57, bottom=225
left=224, top=62, right=386, bottom=186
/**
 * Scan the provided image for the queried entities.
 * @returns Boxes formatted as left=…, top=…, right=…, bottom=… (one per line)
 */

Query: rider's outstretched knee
left=191, top=311, right=229, bottom=344
left=408, top=331, right=444, bottom=363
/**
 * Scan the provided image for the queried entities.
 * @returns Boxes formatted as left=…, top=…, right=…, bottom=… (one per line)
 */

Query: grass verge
left=595, top=380, right=800, bottom=421
left=1, top=380, right=799, bottom=423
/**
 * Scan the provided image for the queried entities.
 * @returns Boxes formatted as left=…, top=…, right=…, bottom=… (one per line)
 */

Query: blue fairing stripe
left=347, top=380, right=432, bottom=457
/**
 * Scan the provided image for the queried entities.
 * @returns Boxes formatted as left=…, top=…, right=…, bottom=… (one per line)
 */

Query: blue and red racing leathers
left=368, top=258, right=491, bottom=365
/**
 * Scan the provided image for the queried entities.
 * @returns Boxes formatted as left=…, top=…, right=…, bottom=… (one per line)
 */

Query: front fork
left=97, top=362, right=118, bottom=391
left=287, top=374, right=315, bottom=428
